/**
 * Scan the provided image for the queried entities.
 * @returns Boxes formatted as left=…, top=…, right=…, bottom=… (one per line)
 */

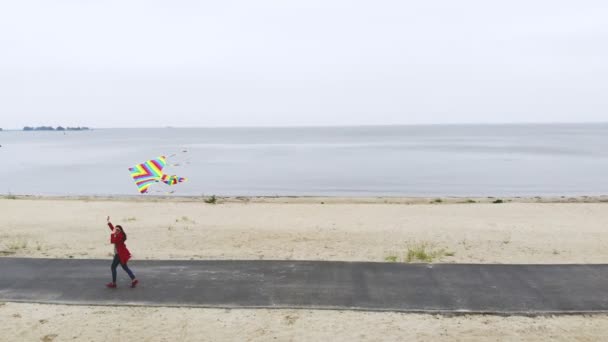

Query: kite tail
left=166, top=149, right=191, bottom=167
left=160, top=174, right=187, bottom=186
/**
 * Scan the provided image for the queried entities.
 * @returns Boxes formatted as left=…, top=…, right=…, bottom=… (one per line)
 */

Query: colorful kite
left=160, top=174, right=187, bottom=185
left=128, top=156, right=187, bottom=194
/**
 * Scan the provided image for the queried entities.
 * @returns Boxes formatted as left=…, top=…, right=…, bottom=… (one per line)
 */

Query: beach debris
left=128, top=156, right=187, bottom=194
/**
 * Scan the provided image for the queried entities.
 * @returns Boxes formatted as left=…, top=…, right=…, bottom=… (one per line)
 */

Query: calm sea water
left=1, top=124, right=607, bottom=197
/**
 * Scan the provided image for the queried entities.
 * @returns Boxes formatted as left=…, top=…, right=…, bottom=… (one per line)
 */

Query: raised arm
left=107, top=216, right=115, bottom=231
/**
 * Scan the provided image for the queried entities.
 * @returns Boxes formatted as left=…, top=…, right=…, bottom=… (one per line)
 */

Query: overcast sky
left=1, top=1, right=607, bottom=128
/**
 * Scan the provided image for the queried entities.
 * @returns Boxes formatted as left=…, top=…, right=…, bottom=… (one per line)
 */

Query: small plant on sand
left=465, top=199, right=476, bottom=203
left=459, top=239, right=472, bottom=251
left=384, top=244, right=454, bottom=263
left=125, top=217, right=137, bottom=222
left=432, top=198, right=443, bottom=203
left=385, top=255, right=398, bottom=262
left=176, top=216, right=195, bottom=224
left=7, top=238, right=28, bottom=251
left=405, top=242, right=451, bottom=263
left=4, top=193, right=17, bottom=200
left=204, top=195, right=217, bottom=204
left=41, top=333, right=58, bottom=342
left=493, top=199, right=504, bottom=204
left=284, top=314, right=299, bottom=325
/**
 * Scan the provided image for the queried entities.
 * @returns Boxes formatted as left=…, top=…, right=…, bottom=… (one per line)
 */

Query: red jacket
left=108, top=222, right=132, bottom=264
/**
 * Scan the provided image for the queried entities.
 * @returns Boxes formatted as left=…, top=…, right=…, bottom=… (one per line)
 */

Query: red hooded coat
left=108, top=222, right=132, bottom=264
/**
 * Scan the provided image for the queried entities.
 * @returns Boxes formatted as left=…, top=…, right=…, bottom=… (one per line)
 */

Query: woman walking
left=106, top=216, right=139, bottom=288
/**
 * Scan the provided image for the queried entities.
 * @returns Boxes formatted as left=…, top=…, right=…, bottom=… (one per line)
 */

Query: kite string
left=166, top=149, right=191, bottom=167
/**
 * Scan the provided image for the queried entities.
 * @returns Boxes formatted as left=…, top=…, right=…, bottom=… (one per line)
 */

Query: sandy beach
left=1, top=302, right=607, bottom=342
left=1, top=196, right=608, bottom=340
left=1, top=196, right=607, bottom=263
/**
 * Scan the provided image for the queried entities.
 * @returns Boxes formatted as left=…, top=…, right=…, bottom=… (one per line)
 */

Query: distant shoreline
left=1, top=122, right=608, bottom=131
left=2, top=194, right=607, bottom=204
left=21, top=126, right=90, bottom=131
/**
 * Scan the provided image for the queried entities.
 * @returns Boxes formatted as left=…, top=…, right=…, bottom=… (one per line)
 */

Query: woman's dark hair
left=115, top=225, right=127, bottom=241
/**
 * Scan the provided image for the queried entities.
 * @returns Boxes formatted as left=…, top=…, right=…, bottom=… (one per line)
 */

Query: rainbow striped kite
left=128, top=156, right=187, bottom=194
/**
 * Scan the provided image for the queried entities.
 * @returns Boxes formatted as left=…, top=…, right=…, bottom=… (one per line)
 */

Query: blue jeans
left=111, top=254, right=135, bottom=283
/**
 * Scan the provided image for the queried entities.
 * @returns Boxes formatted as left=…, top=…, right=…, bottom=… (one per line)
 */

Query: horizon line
left=2, top=121, right=608, bottom=130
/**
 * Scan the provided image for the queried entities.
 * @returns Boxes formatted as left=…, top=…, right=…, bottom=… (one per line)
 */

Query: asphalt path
left=1, top=258, right=607, bottom=315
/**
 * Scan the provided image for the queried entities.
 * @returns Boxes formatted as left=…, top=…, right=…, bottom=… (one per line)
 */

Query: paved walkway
left=1, top=258, right=607, bottom=314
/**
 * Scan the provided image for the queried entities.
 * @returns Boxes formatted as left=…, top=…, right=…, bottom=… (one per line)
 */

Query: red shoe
left=106, top=282, right=117, bottom=288
left=130, top=279, right=139, bottom=288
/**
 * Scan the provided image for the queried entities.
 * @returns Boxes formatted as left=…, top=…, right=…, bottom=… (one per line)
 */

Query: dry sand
left=1, top=302, right=607, bottom=342
left=1, top=197, right=607, bottom=263
left=1, top=196, right=608, bottom=341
